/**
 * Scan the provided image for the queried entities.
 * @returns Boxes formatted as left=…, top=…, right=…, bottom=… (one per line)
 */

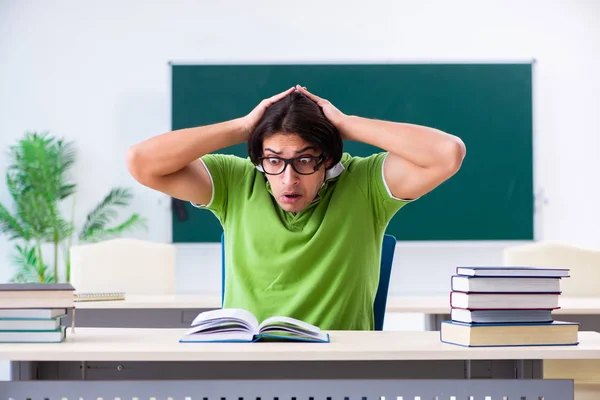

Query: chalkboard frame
left=170, top=62, right=534, bottom=243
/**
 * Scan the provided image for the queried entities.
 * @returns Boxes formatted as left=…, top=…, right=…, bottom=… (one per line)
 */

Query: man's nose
left=281, top=163, right=300, bottom=185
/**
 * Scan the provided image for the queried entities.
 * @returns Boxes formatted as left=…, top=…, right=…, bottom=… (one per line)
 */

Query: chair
left=220, top=233, right=397, bottom=330
left=374, top=234, right=397, bottom=330
left=503, top=241, right=600, bottom=297
left=70, top=238, right=176, bottom=295
left=504, top=241, right=600, bottom=399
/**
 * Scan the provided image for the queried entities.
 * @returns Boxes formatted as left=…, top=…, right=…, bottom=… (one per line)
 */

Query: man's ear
left=324, top=157, right=334, bottom=169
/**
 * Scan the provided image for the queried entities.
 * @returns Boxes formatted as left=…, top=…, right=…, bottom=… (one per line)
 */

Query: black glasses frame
left=258, top=154, right=326, bottom=175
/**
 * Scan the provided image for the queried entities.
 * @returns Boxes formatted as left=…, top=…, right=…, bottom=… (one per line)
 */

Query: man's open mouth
left=282, top=193, right=302, bottom=203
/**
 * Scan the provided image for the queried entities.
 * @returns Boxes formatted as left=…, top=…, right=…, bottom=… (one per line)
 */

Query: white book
left=180, top=308, right=330, bottom=343
left=0, top=326, right=66, bottom=343
left=451, top=308, right=553, bottom=324
left=0, top=318, right=61, bottom=331
left=450, top=292, right=560, bottom=310
left=451, top=275, right=561, bottom=293
left=0, top=308, right=66, bottom=319
left=456, top=266, right=569, bottom=278
left=0, top=283, right=74, bottom=308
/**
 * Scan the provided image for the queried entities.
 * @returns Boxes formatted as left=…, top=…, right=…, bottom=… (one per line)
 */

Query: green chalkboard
left=171, top=63, right=533, bottom=242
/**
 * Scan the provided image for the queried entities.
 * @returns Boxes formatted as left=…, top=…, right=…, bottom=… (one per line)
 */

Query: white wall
left=0, top=0, right=599, bottom=378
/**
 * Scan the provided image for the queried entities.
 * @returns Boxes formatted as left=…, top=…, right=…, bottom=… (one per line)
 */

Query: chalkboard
left=171, top=63, right=533, bottom=242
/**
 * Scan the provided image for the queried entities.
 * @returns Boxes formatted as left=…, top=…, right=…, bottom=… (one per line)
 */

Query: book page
left=191, top=308, right=259, bottom=331
left=259, top=325, right=328, bottom=340
left=180, top=331, right=255, bottom=342
left=185, top=320, right=252, bottom=335
left=258, top=316, right=322, bottom=336
left=259, top=330, right=330, bottom=342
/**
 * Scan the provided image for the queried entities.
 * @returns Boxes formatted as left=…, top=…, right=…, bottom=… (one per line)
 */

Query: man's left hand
left=295, top=85, right=349, bottom=139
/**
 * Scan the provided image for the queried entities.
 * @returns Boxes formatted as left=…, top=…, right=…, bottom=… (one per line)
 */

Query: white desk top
left=1, top=328, right=600, bottom=362
left=75, top=295, right=222, bottom=309
left=74, top=295, right=600, bottom=315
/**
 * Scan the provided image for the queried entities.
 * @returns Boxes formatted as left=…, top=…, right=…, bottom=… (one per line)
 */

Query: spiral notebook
left=73, top=292, right=126, bottom=302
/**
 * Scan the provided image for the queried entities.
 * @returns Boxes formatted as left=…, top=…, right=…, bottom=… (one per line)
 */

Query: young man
left=127, top=85, right=466, bottom=330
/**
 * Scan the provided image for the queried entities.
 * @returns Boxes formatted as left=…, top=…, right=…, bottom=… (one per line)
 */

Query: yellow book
left=440, top=320, right=579, bottom=347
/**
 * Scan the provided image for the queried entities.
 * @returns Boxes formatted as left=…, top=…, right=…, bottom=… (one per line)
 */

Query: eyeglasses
left=258, top=154, right=325, bottom=175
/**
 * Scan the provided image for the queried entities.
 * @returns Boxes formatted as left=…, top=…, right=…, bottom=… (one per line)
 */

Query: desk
left=5, top=328, right=599, bottom=399
left=66, top=295, right=222, bottom=328
left=66, top=295, right=600, bottom=331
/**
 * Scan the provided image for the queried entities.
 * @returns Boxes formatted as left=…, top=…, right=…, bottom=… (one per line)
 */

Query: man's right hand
left=240, top=86, right=296, bottom=139
left=127, top=86, right=297, bottom=207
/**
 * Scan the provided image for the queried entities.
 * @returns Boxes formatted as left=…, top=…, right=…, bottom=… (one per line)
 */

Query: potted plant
left=0, top=131, right=147, bottom=283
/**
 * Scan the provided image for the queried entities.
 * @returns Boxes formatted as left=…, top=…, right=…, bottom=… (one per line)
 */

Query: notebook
left=179, top=308, right=330, bottom=343
left=73, top=292, right=125, bottom=302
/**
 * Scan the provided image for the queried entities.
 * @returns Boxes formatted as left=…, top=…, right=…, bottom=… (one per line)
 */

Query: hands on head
left=293, top=85, right=348, bottom=132
left=241, top=85, right=349, bottom=141
left=241, top=86, right=295, bottom=138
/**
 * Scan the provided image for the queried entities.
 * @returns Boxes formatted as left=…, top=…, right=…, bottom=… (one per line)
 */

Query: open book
left=179, top=308, right=330, bottom=343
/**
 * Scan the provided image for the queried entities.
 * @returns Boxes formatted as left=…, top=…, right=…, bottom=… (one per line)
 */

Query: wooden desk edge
left=0, top=330, right=599, bottom=362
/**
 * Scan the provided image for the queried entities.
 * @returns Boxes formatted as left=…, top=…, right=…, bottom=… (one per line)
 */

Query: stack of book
left=440, top=266, right=579, bottom=347
left=0, top=283, right=75, bottom=343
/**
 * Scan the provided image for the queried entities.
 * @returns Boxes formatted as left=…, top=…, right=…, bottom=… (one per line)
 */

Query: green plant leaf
left=7, top=131, right=76, bottom=204
left=59, top=184, right=77, bottom=200
left=79, top=187, right=134, bottom=240
left=14, top=190, right=53, bottom=239
left=1, top=131, right=146, bottom=284
left=9, top=243, right=54, bottom=283
left=4, top=132, right=77, bottom=241
left=80, top=213, right=148, bottom=243
left=0, top=202, right=31, bottom=241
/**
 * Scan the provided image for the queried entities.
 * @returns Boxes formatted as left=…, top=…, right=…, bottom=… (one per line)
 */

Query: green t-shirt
left=194, top=152, right=412, bottom=330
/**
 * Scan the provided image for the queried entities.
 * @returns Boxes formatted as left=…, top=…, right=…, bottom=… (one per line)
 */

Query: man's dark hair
left=248, top=91, right=343, bottom=168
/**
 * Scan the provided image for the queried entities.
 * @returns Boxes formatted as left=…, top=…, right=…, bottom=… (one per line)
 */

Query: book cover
left=0, top=283, right=75, bottom=291
left=456, top=266, right=570, bottom=278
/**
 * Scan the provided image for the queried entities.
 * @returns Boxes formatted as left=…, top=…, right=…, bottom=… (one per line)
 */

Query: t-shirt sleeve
left=350, top=152, right=417, bottom=227
left=190, top=153, right=252, bottom=222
